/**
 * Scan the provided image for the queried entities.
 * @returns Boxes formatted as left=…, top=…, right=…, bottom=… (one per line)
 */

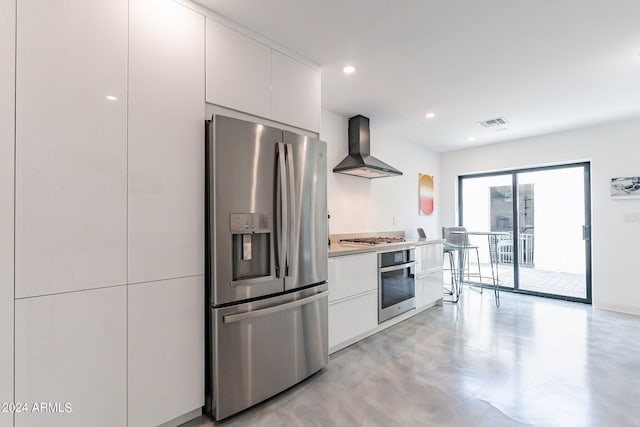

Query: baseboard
left=594, top=303, right=640, bottom=316
left=158, top=407, right=203, bottom=427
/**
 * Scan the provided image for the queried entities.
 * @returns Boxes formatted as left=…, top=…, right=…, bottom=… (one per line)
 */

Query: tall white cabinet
left=128, top=0, right=205, bottom=284
left=0, top=1, right=15, bottom=426
left=6, top=0, right=322, bottom=425
left=128, top=1, right=205, bottom=425
left=15, top=0, right=128, bottom=298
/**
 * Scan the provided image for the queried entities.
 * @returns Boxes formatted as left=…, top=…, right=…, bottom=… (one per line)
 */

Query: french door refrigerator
left=205, top=115, right=328, bottom=420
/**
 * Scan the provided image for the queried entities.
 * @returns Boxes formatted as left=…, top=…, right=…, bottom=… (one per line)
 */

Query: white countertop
left=328, top=238, right=444, bottom=257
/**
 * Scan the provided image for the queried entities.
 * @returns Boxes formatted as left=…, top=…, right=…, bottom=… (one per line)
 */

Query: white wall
left=322, top=109, right=441, bottom=241
left=441, top=117, right=640, bottom=314
left=0, top=1, right=15, bottom=425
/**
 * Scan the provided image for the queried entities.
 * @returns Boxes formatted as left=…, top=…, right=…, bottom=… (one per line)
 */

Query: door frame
left=458, top=162, right=592, bottom=304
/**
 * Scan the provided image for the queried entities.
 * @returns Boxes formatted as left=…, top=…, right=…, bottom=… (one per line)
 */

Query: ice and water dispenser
left=230, top=213, right=271, bottom=282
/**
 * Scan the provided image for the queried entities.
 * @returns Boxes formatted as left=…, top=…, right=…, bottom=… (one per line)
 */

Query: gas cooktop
left=339, top=236, right=405, bottom=247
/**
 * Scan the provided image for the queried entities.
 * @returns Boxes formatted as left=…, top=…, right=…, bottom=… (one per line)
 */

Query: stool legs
left=443, top=250, right=459, bottom=303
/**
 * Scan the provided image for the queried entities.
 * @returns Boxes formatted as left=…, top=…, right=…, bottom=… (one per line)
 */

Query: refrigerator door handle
left=285, top=143, right=296, bottom=277
left=222, top=292, right=326, bottom=324
left=276, top=142, right=288, bottom=278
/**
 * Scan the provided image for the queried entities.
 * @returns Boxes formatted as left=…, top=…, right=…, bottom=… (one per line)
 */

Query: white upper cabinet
left=128, top=0, right=205, bottom=284
left=206, top=19, right=321, bottom=132
left=15, top=286, right=127, bottom=427
left=15, top=0, right=128, bottom=298
left=0, top=1, right=15, bottom=424
left=271, top=50, right=321, bottom=133
left=206, top=18, right=271, bottom=119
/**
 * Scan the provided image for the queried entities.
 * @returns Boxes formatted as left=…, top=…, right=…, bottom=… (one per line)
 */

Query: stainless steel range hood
left=333, top=115, right=403, bottom=179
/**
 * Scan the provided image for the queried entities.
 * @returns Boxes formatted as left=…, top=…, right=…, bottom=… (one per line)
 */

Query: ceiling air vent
left=477, top=117, right=508, bottom=128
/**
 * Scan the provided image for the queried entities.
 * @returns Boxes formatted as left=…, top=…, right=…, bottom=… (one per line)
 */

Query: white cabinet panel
left=328, top=253, right=377, bottom=303
left=128, top=0, right=204, bottom=284
left=416, top=242, right=443, bottom=273
left=0, top=1, right=15, bottom=425
left=423, top=271, right=444, bottom=305
left=206, top=18, right=271, bottom=118
left=128, top=276, right=204, bottom=427
left=15, top=0, right=127, bottom=297
left=15, top=286, right=127, bottom=427
left=271, top=50, right=321, bottom=132
left=329, top=291, right=378, bottom=349
left=416, top=243, right=443, bottom=308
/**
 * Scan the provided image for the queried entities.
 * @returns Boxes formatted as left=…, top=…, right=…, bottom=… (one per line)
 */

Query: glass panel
left=516, top=167, right=587, bottom=299
left=461, top=174, right=514, bottom=289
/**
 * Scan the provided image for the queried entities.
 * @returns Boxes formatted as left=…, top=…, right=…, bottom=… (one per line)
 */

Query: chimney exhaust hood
left=333, top=115, right=403, bottom=179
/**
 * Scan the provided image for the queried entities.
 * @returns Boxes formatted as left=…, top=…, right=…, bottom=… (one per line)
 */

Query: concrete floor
left=188, top=291, right=640, bottom=426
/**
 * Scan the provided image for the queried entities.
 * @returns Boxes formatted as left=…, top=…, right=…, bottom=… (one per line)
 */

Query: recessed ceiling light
left=106, top=95, right=118, bottom=101
left=343, top=65, right=356, bottom=74
left=425, top=112, right=435, bottom=119
left=468, top=136, right=476, bottom=142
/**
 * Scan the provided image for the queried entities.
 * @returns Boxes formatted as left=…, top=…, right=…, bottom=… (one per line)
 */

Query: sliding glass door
left=459, top=173, right=515, bottom=289
left=459, top=163, right=592, bottom=303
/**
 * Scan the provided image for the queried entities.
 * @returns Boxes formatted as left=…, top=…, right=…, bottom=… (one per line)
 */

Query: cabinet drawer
left=328, top=291, right=377, bottom=349
left=328, top=253, right=377, bottom=303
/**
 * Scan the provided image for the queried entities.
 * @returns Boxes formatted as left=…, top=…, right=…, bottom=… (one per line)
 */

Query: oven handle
left=379, top=261, right=416, bottom=273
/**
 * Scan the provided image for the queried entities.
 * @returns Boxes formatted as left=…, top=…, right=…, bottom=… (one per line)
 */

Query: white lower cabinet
left=128, top=276, right=204, bottom=427
left=416, top=272, right=443, bottom=308
left=328, top=253, right=378, bottom=350
left=15, top=286, right=127, bottom=427
left=329, top=291, right=378, bottom=349
left=415, top=243, right=444, bottom=308
left=422, top=271, right=444, bottom=305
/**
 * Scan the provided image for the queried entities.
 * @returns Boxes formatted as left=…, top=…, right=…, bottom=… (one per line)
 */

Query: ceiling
left=194, top=0, right=640, bottom=152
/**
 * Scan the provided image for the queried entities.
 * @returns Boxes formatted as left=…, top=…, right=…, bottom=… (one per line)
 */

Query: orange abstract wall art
left=419, top=173, right=434, bottom=215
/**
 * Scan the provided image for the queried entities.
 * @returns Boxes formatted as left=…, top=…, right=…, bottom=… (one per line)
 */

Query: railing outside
left=494, top=233, right=534, bottom=267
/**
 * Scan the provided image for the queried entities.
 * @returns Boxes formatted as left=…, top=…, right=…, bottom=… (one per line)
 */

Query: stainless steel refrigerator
left=205, top=115, right=329, bottom=420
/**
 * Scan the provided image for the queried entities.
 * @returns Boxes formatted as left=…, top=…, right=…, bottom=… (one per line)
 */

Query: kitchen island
left=327, top=239, right=444, bottom=353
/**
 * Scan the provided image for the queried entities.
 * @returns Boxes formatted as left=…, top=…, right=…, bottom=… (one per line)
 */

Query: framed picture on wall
left=419, top=173, right=434, bottom=215
left=611, top=177, right=640, bottom=199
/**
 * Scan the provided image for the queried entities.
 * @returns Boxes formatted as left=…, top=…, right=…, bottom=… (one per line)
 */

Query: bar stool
left=442, top=226, right=483, bottom=293
left=443, top=246, right=459, bottom=302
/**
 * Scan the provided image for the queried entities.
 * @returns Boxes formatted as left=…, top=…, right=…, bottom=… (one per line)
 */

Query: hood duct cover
left=333, top=115, right=403, bottom=179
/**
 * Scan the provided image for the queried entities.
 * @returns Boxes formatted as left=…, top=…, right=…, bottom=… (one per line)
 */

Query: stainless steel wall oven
left=378, top=248, right=416, bottom=323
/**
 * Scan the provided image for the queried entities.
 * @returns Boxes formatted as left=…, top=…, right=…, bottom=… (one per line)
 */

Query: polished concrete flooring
left=188, top=291, right=640, bottom=426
